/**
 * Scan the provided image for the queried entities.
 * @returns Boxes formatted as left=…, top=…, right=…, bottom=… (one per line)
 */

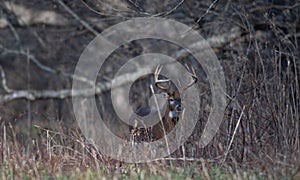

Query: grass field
left=0, top=124, right=299, bottom=179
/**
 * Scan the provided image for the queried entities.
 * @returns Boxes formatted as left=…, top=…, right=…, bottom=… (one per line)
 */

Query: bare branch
left=0, top=89, right=87, bottom=104
left=0, top=65, right=13, bottom=93
left=176, top=26, right=242, bottom=58
left=55, top=0, right=99, bottom=36
left=0, top=45, right=96, bottom=87
left=220, top=106, right=245, bottom=166
left=185, top=0, right=220, bottom=33
left=2, top=1, right=67, bottom=26
left=0, top=26, right=241, bottom=104
left=80, top=0, right=137, bottom=18
left=82, top=0, right=185, bottom=18
left=126, top=0, right=145, bottom=12
left=0, top=65, right=155, bottom=104
left=152, top=0, right=185, bottom=17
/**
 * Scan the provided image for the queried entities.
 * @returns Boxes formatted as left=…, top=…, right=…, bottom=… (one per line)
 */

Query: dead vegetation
left=0, top=0, right=299, bottom=179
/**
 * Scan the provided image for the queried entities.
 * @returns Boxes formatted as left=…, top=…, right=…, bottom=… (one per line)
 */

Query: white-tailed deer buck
left=129, top=64, right=197, bottom=143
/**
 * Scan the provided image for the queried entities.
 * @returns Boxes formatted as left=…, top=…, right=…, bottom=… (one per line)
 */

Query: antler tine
left=154, top=64, right=170, bottom=91
left=182, top=64, right=198, bottom=91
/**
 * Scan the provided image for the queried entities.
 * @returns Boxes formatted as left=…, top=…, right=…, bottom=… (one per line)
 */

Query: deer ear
left=160, top=92, right=169, bottom=99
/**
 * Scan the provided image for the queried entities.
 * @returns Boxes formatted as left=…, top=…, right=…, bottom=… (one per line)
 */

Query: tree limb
left=0, top=26, right=242, bottom=104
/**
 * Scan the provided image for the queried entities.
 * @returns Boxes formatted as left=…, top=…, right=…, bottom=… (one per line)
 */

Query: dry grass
left=0, top=0, right=299, bottom=179
left=0, top=122, right=299, bottom=179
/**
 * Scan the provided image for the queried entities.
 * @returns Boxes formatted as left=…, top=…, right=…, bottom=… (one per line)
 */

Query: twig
left=220, top=106, right=245, bottom=166
left=81, top=0, right=113, bottom=16
left=152, top=0, right=186, bottom=17
left=128, top=0, right=186, bottom=17
left=201, top=158, right=211, bottom=180
left=184, top=0, right=220, bottom=34
left=150, top=84, right=171, bottom=158
left=0, top=65, right=12, bottom=93
left=153, top=156, right=222, bottom=163
left=5, top=17, right=20, bottom=44
left=94, top=0, right=136, bottom=16
left=81, top=0, right=135, bottom=18
left=0, top=45, right=96, bottom=87
left=193, top=0, right=219, bottom=26
left=126, top=0, right=145, bottom=12
left=82, top=0, right=185, bottom=18
left=56, top=0, right=99, bottom=36
left=176, top=26, right=242, bottom=58
left=1, top=46, right=55, bottom=73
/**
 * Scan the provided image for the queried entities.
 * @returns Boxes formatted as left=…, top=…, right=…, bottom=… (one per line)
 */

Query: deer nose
left=175, top=104, right=181, bottom=112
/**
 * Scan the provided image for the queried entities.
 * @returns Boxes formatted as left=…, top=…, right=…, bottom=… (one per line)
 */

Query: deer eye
left=169, top=97, right=175, bottom=105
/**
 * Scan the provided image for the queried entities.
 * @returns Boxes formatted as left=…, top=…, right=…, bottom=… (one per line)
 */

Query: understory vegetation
left=0, top=0, right=299, bottom=179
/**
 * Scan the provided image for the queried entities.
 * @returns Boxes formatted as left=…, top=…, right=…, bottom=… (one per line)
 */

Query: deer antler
left=154, top=64, right=170, bottom=91
left=182, top=64, right=198, bottom=92
left=154, top=64, right=197, bottom=92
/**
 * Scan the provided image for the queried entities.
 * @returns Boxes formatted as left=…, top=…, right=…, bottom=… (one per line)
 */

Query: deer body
left=129, top=96, right=180, bottom=143
left=129, top=64, right=197, bottom=143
